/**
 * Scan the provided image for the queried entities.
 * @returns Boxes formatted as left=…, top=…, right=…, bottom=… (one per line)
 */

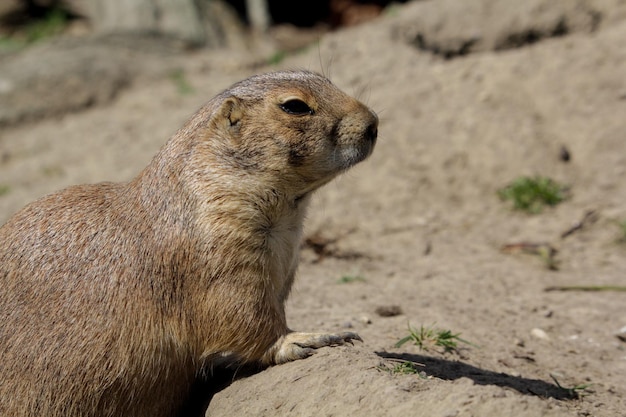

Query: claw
left=266, top=331, right=363, bottom=364
left=341, top=332, right=363, bottom=343
left=330, top=332, right=362, bottom=346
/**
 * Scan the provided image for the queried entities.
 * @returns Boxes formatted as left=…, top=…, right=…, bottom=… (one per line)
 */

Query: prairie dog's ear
left=212, top=97, right=244, bottom=138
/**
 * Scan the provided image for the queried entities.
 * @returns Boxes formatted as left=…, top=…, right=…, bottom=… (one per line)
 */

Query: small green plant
left=395, top=323, right=474, bottom=353
left=0, top=37, right=24, bottom=54
left=337, top=275, right=366, bottom=284
left=268, top=50, right=287, bottom=65
left=0, top=7, right=70, bottom=53
left=41, top=165, right=64, bottom=177
left=498, top=176, right=568, bottom=213
left=24, top=8, right=69, bottom=43
left=385, top=5, right=402, bottom=17
left=0, top=185, right=10, bottom=197
left=501, top=242, right=560, bottom=270
left=169, top=69, right=194, bottom=95
left=377, top=360, right=426, bottom=376
left=550, top=374, right=593, bottom=398
left=267, top=42, right=314, bottom=66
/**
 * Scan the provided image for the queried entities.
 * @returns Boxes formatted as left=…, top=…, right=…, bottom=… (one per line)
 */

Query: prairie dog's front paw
left=263, top=331, right=362, bottom=365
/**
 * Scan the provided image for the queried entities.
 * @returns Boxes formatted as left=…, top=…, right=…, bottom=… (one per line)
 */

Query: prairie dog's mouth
left=338, top=140, right=374, bottom=169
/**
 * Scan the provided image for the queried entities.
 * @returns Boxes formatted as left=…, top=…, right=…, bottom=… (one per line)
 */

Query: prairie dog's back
left=0, top=182, right=192, bottom=416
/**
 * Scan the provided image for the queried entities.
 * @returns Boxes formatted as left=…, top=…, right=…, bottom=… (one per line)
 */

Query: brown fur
left=0, top=70, right=378, bottom=417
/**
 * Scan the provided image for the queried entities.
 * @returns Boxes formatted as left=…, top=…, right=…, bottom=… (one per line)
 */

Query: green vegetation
left=267, top=41, right=317, bottom=66
left=0, top=37, right=24, bottom=54
left=41, top=165, right=64, bottom=177
left=535, top=244, right=559, bottom=271
left=395, top=323, right=475, bottom=353
left=384, top=5, right=402, bottom=17
left=377, top=360, right=426, bottom=376
left=268, top=50, right=287, bottom=65
left=337, top=275, right=366, bottom=284
left=22, top=8, right=69, bottom=43
left=501, top=242, right=560, bottom=270
left=498, top=176, right=568, bottom=213
left=550, top=374, right=593, bottom=398
left=0, top=7, right=70, bottom=53
left=0, top=185, right=10, bottom=197
left=169, top=69, right=194, bottom=95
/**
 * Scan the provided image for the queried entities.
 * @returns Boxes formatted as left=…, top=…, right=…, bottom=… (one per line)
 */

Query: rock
left=0, top=39, right=132, bottom=126
left=393, top=0, right=615, bottom=58
left=530, top=328, right=550, bottom=340
left=616, top=325, right=626, bottom=342
left=374, top=305, right=403, bottom=317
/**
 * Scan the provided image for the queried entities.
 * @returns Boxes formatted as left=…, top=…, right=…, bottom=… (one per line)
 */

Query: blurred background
left=0, top=0, right=410, bottom=127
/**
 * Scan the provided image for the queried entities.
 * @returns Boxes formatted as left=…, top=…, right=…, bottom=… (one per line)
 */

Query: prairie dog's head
left=206, top=70, right=378, bottom=196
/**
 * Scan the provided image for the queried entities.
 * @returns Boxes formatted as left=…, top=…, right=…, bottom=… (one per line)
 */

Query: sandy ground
left=1, top=1, right=626, bottom=416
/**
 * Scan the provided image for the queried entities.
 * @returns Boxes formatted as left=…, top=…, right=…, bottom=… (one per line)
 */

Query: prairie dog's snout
left=335, top=105, right=379, bottom=166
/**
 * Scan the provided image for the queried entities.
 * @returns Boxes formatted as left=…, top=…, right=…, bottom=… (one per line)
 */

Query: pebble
left=374, top=305, right=403, bottom=317
left=530, top=328, right=550, bottom=340
left=616, top=325, right=626, bottom=342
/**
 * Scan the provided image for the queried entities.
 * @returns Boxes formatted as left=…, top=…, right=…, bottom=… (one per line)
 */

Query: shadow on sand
left=376, top=351, right=580, bottom=400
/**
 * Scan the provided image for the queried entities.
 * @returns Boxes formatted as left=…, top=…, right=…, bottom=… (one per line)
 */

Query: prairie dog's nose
left=365, top=110, right=379, bottom=144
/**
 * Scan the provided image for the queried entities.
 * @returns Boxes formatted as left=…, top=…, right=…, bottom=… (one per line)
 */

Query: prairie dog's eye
left=279, top=99, right=313, bottom=116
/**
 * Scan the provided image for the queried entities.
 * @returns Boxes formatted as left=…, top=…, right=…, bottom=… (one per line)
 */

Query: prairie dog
left=0, top=70, right=378, bottom=417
